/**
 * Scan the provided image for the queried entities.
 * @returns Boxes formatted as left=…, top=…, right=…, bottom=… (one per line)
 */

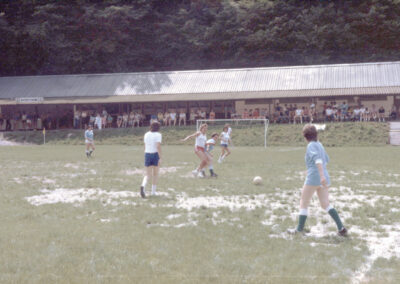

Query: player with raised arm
left=140, top=121, right=162, bottom=198
left=218, top=125, right=232, bottom=163
left=288, top=124, right=348, bottom=236
left=205, top=133, right=219, bottom=177
left=181, top=123, right=210, bottom=178
left=84, top=124, right=95, bottom=158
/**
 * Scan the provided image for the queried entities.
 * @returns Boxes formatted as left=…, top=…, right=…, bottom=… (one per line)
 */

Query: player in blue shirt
left=84, top=125, right=95, bottom=158
left=288, top=124, right=347, bottom=236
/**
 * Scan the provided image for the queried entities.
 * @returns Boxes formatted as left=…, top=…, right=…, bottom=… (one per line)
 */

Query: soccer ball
left=253, top=176, right=263, bottom=185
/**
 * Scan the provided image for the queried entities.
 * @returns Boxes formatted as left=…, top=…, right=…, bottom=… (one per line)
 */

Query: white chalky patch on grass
left=126, top=167, right=181, bottom=176
left=175, top=194, right=269, bottom=211
left=166, top=214, right=181, bottom=220
left=270, top=184, right=400, bottom=284
left=351, top=224, right=400, bottom=284
left=25, top=188, right=140, bottom=207
left=361, top=183, right=400, bottom=188
left=64, top=163, right=80, bottom=169
left=13, top=178, right=23, bottom=184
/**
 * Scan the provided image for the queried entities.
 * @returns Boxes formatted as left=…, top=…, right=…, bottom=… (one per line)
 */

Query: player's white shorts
left=85, top=140, right=94, bottom=145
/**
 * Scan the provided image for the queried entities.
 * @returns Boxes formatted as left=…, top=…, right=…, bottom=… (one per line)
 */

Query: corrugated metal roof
left=1, top=61, right=400, bottom=101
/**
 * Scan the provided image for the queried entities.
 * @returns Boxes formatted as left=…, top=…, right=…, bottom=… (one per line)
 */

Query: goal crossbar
left=196, top=119, right=269, bottom=148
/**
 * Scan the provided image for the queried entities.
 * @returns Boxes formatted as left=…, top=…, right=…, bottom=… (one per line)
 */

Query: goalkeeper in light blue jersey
left=288, top=124, right=347, bottom=237
left=84, top=124, right=95, bottom=158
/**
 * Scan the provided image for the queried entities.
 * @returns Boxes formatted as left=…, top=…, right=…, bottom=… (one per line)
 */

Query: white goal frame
left=196, top=118, right=269, bottom=148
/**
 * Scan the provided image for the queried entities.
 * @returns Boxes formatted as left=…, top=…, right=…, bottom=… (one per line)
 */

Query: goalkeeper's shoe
left=338, top=227, right=348, bottom=237
left=140, top=186, right=146, bottom=198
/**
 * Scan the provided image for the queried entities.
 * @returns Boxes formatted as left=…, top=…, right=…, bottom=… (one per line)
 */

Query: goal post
left=196, top=118, right=269, bottom=148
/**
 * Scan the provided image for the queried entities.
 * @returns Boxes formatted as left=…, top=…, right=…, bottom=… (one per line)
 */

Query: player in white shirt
left=84, top=124, right=95, bottom=158
left=181, top=123, right=210, bottom=178
left=140, top=121, right=162, bottom=198
left=205, top=133, right=219, bottom=177
left=218, top=126, right=232, bottom=163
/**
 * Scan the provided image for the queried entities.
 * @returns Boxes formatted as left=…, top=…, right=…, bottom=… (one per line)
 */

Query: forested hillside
left=1, top=0, right=399, bottom=76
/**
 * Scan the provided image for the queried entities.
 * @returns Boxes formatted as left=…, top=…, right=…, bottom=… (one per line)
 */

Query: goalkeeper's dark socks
left=326, top=206, right=344, bottom=231
left=296, top=208, right=308, bottom=232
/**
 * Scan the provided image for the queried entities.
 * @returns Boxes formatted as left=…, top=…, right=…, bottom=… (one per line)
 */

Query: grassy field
left=1, top=144, right=399, bottom=283
left=3, top=121, right=389, bottom=147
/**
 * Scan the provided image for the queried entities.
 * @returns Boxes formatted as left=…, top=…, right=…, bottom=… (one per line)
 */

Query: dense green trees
left=0, top=0, right=399, bottom=76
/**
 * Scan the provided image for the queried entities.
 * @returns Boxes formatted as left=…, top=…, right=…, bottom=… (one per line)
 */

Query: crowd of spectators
left=0, top=108, right=215, bottom=131
left=250, top=102, right=397, bottom=124
left=0, top=102, right=398, bottom=131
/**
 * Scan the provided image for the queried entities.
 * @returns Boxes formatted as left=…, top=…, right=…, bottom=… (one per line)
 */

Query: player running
left=84, top=124, right=95, bottom=158
left=205, top=133, right=219, bottom=177
left=288, top=124, right=348, bottom=236
left=218, top=125, right=232, bottom=163
left=140, top=121, right=162, bottom=198
left=181, top=123, right=210, bottom=178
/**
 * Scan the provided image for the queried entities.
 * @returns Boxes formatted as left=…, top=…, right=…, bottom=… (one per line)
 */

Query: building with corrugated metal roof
left=0, top=61, right=399, bottom=128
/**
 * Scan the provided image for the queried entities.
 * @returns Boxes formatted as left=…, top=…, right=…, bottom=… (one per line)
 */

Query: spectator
left=294, top=106, right=303, bottom=124
left=242, top=108, right=249, bottom=119
left=134, top=112, right=141, bottom=127
left=209, top=109, right=216, bottom=121
left=122, top=112, right=129, bottom=128
left=378, top=106, right=385, bottom=122
left=303, top=107, right=310, bottom=123
left=150, top=113, right=157, bottom=124
left=81, top=110, right=88, bottom=127
left=371, top=104, right=378, bottom=121
left=170, top=110, right=177, bottom=126
left=107, top=114, right=113, bottom=128
left=325, top=106, right=334, bottom=122
left=189, top=109, right=196, bottom=125
left=102, top=112, right=107, bottom=129
left=128, top=111, right=135, bottom=127
left=21, top=112, right=27, bottom=130
left=164, top=110, right=170, bottom=126
left=89, top=112, right=95, bottom=126
left=353, top=107, right=361, bottom=121
left=359, top=105, right=366, bottom=122
left=117, top=113, right=123, bottom=128
left=95, top=113, right=102, bottom=130
left=260, top=108, right=266, bottom=119
left=253, top=108, right=259, bottom=119
left=179, top=110, right=186, bottom=126
left=74, top=109, right=81, bottom=129
left=157, top=111, right=164, bottom=125
left=390, top=105, right=397, bottom=120
left=200, top=109, right=206, bottom=120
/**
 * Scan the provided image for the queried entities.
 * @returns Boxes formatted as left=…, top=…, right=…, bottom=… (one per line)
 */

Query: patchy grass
left=3, top=122, right=389, bottom=147
left=0, top=145, right=399, bottom=283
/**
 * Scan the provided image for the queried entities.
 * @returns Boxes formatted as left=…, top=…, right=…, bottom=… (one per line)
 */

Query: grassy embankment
left=4, top=122, right=389, bottom=147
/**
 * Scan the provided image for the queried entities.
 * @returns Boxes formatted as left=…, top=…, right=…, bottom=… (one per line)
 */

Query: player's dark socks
left=210, top=169, right=214, bottom=175
left=328, top=208, right=344, bottom=231
left=140, top=186, right=146, bottom=198
left=296, top=215, right=307, bottom=232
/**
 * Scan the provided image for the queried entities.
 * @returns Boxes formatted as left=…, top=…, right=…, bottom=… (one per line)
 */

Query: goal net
left=196, top=119, right=269, bottom=148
